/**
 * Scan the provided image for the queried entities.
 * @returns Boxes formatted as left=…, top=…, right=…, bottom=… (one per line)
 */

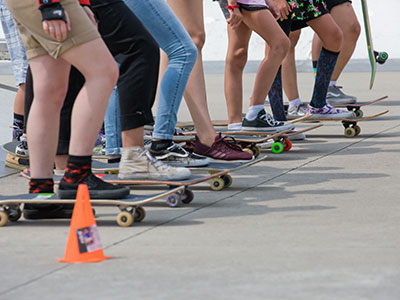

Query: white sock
left=245, top=105, right=264, bottom=120
left=227, top=122, right=242, bottom=131
left=288, top=98, right=302, bottom=109
left=329, top=81, right=336, bottom=87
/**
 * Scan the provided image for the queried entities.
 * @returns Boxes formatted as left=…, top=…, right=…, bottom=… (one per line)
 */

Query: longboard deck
left=21, top=154, right=269, bottom=192
left=361, top=0, right=376, bottom=89
left=0, top=186, right=184, bottom=227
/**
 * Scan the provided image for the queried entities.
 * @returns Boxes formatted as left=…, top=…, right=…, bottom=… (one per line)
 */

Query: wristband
left=39, top=3, right=67, bottom=23
left=227, top=4, right=240, bottom=12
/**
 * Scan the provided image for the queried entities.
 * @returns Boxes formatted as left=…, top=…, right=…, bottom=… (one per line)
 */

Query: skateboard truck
left=341, top=121, right=361, bottom=138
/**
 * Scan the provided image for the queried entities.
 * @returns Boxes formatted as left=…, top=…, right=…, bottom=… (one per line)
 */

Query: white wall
left=1, top=0, right=397, bottom=61
left=203, top=0, right=399, bottom=61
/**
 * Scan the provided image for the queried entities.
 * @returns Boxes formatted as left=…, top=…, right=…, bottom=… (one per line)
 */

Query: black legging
left=24, top=0, right=160, bottom=154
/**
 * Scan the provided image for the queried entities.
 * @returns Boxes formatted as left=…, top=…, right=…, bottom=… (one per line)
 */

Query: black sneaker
left=242, top=109, right=295, bottom=132
left=58, top=173, right=130, bottom=199
left=23, top=202, right=73, bottom=220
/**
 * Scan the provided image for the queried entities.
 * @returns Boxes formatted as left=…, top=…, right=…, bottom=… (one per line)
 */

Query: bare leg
left=163, top=0, right=216, bottom=146
left=122, top=127, right=144, bottom=148
left=13, top=84, right=25, bottom=115
left=308, top=14, right=343, bottom=53
left=282, top=30, right=301, bottom=101
left=243, top=10, right=289, bottom=107
left=224, top=22, right=252, bottom=124
left=312, top=33, right=322, bottom=62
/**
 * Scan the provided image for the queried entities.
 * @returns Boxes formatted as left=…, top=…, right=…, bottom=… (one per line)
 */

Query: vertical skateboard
left=361, top=0, right=388, bottom=89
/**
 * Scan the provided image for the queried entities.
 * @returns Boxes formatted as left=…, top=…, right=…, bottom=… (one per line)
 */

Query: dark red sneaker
left=193, top=134, right=253, bottom=161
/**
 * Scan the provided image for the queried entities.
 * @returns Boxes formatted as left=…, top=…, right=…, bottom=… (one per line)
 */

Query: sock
left=310, top=48, right=339, bottom=108
left=268, top=67, right=287, bottom=122
left=29, top=178, right=54, bottom=194
left=245, top=105, right=264, bottom=121
left=329, top=80, right=336, bottom=87
left=62, top=155, right=92, bottom=184
left=312, top=60, right=318, bottom=77
left=150, top=140, right=172, bottom=152
left=227, top=122, right=242, bottom=131
left=12, top=113, right=24, bottom=141
left=288, top=98, right=302, bottom=109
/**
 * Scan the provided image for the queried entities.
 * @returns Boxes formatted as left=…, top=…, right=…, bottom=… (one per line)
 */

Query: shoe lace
left=142, top=150, right=172, bottom=171
left=259, top=111, right=281, bottom=126
left=215, top=134, right=243, bottom=152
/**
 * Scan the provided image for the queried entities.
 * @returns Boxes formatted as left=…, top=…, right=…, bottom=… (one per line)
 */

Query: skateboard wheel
left=134, top=207, right=146, bottom=223
left=354, top=110, right=364, bottom=118
left=375, top=51, right=388, bottom=64
left=354, top=125, right=361, bottom=136
left=166, top=194, right=181, bottom=207
left=243, top=148, right=254, bottom=156
left=117, top=211, right=134, bottom=227
left=283, top=139, right=292, bottom=152
left=251, top=146, right=260, bottom=158
left=271, top=142, right=284, bottom=154
left=210, top=177, right=225, bottom=191
left=344, top=127, right=356, bottom=138
left=0, top=211, right=8, bottom=227
left=181, top=189, right=194, bottom=204
left=221, top=174, right=233, bottom=188
left=7, top=207, right=22, bottom=222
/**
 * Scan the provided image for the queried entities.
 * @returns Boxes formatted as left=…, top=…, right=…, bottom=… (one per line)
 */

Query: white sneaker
left=287, top=103, right=307, bottom=120
left=118, top=147, right=191, bottom=181
left=15, top=135, right=29, bottom=157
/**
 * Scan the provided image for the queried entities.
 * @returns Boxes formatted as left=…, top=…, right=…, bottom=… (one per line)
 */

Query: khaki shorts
left=4, top=0, right=100, bottom=59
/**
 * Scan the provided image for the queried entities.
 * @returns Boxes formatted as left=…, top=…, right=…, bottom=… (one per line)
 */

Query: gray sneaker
left=242, top=109, right=295, bottom=132
left=151, top=142, right=210, bottom=167
left=326, top=85, right=357, bottom=104
left=287, top=103, right=307, bottom=120
left=118, top=147, right=191, bottom=180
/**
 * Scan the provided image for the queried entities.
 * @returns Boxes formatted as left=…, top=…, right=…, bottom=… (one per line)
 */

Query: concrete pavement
left=0, top=71, right=399, bottom=299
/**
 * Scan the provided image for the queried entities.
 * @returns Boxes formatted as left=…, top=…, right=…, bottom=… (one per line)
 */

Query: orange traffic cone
left=58, top=184, right=111, bottom=263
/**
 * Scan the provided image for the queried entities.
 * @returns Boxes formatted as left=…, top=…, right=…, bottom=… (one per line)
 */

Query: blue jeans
left=123, top=0, right=197, bottom=140
left=104, top=87, right=122, bottom=155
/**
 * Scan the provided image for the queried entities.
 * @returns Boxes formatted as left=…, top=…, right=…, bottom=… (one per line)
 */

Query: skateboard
left=2, top=141, right=29, bottom=171
left=21, top=155, right=269, bottom=205
left=266, top=96, right=389, bottom=119
left=309, top=110, right=389, bottom=138
left=361, top=0, right=389, bottom=89
left=0, top=186, right=184, bottom=227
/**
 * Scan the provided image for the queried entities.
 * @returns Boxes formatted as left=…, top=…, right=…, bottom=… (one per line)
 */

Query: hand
left=42, top=11, right=71, bottom=42
left=227, top=7, right=243, bottom=30
left=83, top=6, right=97, bottom=28
left=265, top=0, right=282, bottom=20
left=271, top=0, right=291, bottom=20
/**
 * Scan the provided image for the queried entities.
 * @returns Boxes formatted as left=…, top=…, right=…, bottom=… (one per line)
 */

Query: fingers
left=43, top=20, right=68, bottom=42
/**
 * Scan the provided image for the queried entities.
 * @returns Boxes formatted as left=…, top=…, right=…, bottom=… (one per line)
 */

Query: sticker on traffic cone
left=58, top=184, right=111, bottom=263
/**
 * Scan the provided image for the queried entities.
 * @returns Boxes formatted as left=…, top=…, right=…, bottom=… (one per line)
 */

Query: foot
left=242, top=109, right=295, bottom=132
left=307, top=104, right=354, bottom=119
left=193, top=133, right=253, bottom=161
left=23, top=198, right=73, bottom=220
left=119, top=147, right=191, bottom=180
left=150, top=142, right=210, bottom=168
left=15, top=135, right=29, bottom=157
left=326, top=85, right=357, bottom=105
left=287, top=103, right=308, bottom=120
left=58, top=172, right=130, bottom=199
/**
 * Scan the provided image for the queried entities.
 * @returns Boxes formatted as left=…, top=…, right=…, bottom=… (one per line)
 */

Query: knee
left=168, top=38, right=198, bottom=69
left=190, top=30, right=206, bottom=52
left=327, top=27, right=344, bottom=52
left=143, top=37, right=161, bottom=66
left=226, top=46, right=248, bottom=70
left=345, top=20, right=361, bottom=41
left=269, top=36, right=290, bottom=60
left=34, top=81, right=68, bottom=109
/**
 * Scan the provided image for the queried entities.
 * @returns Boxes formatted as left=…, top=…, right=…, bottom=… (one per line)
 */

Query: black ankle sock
left=62, top=155, right=92, bottom=184
left=29, top=178, right=54, bottom=194
left=13, top=113, right=24, bottom=141
left=151, top=140, right=172, bottom=151
left=268, top=67, right=287, bottom=122
left=312, top=60, right=318, bottom=69
left=310, top=48, right=339, bottom=108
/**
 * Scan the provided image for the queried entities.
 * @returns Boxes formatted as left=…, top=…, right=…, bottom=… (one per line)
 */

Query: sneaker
left=119, top=147, right=191, bottom=180
left=93, top=131, right=106, bottom=155
left=307, top=104, right=354, bottom=119
left=58, top=173, right=130, bottom=199
left=242, top=109, right=295, bottom=132
left=193, top=133, right=253, bottom=161
left=326, top=85, right=357, bottom=104
left=150, top=142, right=210, bottom=167
left=287, top=103, right=307, bottom=120
left=15, top=135, right=29, bottom=157
left=23, top=200, right=73, bottom=220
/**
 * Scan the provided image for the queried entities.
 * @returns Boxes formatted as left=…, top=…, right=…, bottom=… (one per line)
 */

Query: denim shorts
left=0, top=1, right=28, bottom=86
